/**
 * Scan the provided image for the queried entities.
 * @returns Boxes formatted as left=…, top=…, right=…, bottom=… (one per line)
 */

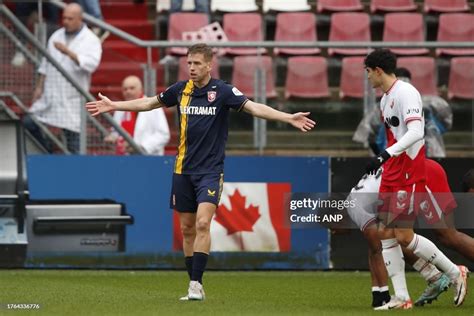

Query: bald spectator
left=24, top=3, right=102, bottom=153
left=105, top=76, right=170, bottom=155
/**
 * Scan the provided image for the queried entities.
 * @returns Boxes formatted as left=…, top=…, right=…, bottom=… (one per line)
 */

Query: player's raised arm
left=242, top=100, right=316, bottom=132
left=86, top=92, right=162, bottom=116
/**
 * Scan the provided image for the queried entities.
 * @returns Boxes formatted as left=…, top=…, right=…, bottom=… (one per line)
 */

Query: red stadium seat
left=178, top=56, right=220, bottom=81
left=397, top=57, right=438, bottom=95
left=370, top=0, right=417, bottom=13
left=383, top=13, right=429, bottom=56
left=285, top=57, right=329, bottom=99
left=231, top=56, right=277, bottom=99
left=317, top=0, right=363, bottom=12
left=223, top=13, right=266, bottom=55
left=274, top=13, right=320, bottom=56
left=448, top=57, right=474, bottom=99
left=167, top=13, right=209, bottom=55
left=339, top=57, right=366, bottom=99
left=424, top=0, right=470, bottom=13
left=436, top=13, right=474, bottom=56
left=328, top=13, right=370, bottom=56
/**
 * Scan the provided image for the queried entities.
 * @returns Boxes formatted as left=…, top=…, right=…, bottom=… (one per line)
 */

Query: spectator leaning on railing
left=24, top=3, right=102, bottom=154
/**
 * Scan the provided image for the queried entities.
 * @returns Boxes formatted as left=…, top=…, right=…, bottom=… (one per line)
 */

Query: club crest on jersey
left=208, top=91, right=217, bottom=102
left=396, top=190, right=408, bottom=210
left=420, top=200, right=430, bottom=213
left=420, top=200, right=434, bottom=220
left=397, top=190, right=408, bottom=202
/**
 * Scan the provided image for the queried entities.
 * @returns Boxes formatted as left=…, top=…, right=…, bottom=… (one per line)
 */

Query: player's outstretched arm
left=243, top=100, right=316, bottom=132
left=86, top=93, right=162, bottom=116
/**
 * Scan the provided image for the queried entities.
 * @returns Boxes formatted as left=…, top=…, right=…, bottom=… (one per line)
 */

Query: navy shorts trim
left=170, top=173, right=224, bottom=212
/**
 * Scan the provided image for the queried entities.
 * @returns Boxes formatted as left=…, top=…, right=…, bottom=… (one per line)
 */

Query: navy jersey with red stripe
left=158, top=78, right=248, bottom=174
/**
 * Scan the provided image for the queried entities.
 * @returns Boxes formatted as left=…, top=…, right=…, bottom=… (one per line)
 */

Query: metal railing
left=0, top=92, right=70, bottom=153
left=0, top=3, right=144, bottom=155
left=8, top=0, right=474, bottom=153
left=50, top=0, right=474, bottom=152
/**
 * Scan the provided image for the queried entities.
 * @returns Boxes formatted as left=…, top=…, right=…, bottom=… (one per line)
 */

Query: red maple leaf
left=214, top=189, right=261, bottom=235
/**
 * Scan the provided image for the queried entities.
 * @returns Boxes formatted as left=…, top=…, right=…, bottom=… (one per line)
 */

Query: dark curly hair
left=364, top=49, right=397, bottom=75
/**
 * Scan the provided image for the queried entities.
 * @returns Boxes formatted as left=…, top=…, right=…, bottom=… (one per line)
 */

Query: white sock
left=413, top=258, right=442, bottom=282
left=372, top=286, right=380, bottom=292
left=381, top=238, right=410, bottom=301
left=380, top=285, right=389, bottom=292
left=407, top=234, right=460, bottom=282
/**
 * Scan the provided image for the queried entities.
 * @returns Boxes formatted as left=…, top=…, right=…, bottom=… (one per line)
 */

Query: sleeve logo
left=406, top=108, right=420, bottom=115
left=232, top=87, right=243, bottom=96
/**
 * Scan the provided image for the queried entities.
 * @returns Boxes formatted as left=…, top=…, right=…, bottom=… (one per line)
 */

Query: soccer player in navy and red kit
left=86, top=43, right=315, bottom=300
left=363, top=49, right=468, bottom=310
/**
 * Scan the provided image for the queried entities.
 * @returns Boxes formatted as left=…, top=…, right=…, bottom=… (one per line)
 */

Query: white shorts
left=346, top=170, right=382, bottom=231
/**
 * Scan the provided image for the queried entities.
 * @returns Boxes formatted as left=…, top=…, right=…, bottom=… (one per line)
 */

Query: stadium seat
left=436, top=13, right=474, bottom=56
left=211, top=0, right=258, bottom=12
left=231, top=56, right=277, bottom=98
left=397, top=57, right=438, bottom=95
left=339, top=56, right=367, bottom=99
left=448, top=57, right=474, bottom=99
left=156, top=0, right=195, bottom=12
left=167, top=13, right=209, bottom=55
left=424, top=0, right=470, bottom=13
left=328, top=13, right=370, bottom=56
left=223, top=13, right=266, bottom=55
left=263, top=0, right=311, bottom=12
left=370, top=0, right=417, bottom=13
left=383, top=13, right=429, bottom=56
left=285, top=57, right=329, bottom=99
left=274, top=13, right=320, bottom=56
left=317, top=0, right=363, bottom=13
left=178, top=56, right=220, bottom=81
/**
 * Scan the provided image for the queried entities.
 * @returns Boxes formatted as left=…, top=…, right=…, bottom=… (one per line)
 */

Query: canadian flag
left=173, top=182, right=291, bottom=252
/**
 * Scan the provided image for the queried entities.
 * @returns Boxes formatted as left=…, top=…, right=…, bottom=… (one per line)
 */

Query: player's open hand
left=86, top=93, right=114, bottom=116
left=290, top=112, right=316, bottom=132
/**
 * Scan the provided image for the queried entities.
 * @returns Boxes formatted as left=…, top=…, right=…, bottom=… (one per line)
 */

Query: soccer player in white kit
left=363, top=49, right=469, bottom=310
left=347, top=159, right=474, bottom=308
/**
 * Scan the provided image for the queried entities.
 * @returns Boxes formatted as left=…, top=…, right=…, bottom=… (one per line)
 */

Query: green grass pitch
left=0, top=270, right=472, bottom=315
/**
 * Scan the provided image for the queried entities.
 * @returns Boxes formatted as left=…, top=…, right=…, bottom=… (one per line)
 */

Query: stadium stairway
left=90, top=2, right=177, bottom=154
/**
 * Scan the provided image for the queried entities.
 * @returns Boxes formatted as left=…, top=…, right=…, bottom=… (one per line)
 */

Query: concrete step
left=227, top=130, right=474, bottom=153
